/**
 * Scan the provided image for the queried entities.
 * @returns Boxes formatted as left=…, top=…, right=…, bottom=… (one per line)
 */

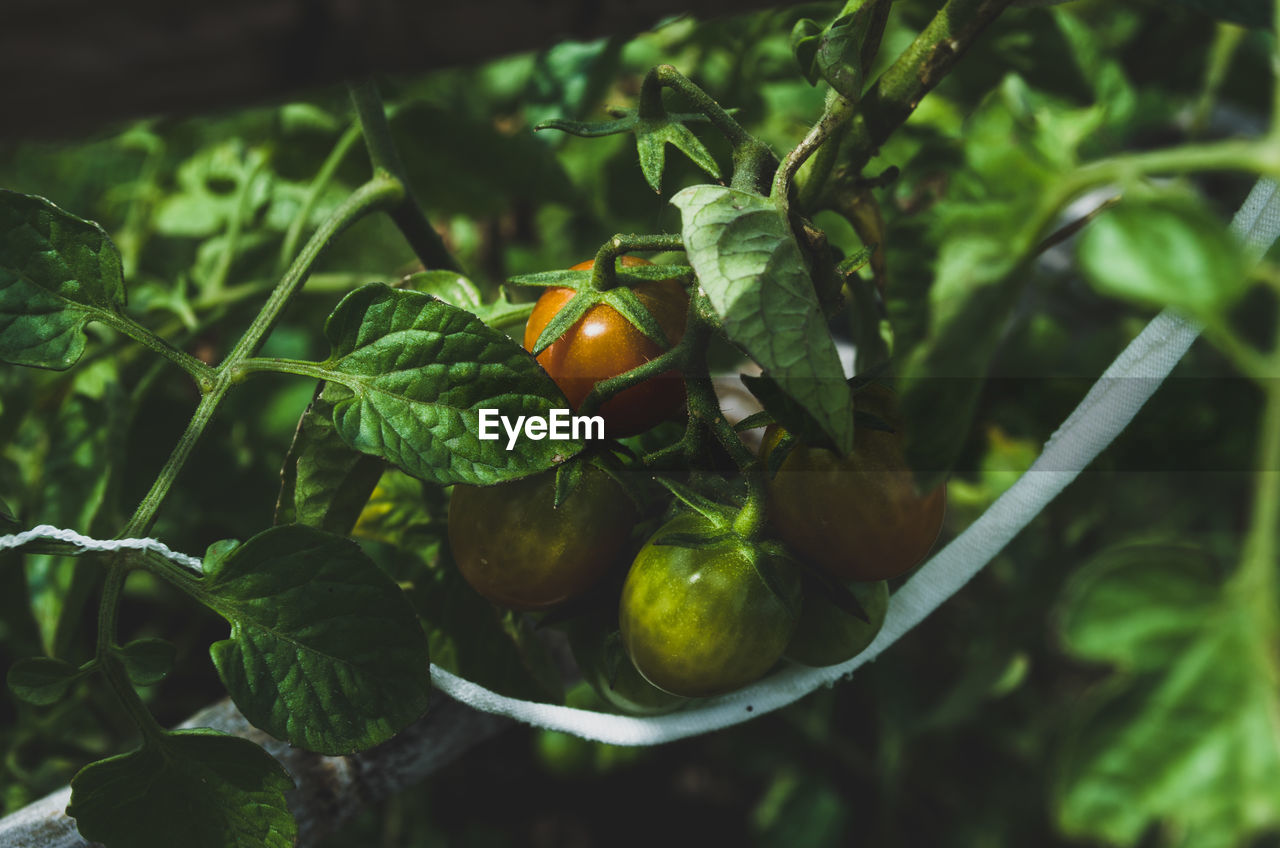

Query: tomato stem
left=348, top=79, right=464, bottom=274
left=279, top=120, right=364, bottom=273
left=588, top=233, right=685, bottom=292
left=773, top=93, right=856, bottom=213
left=649, top=65, right=755, bottom=151
left=645, top=65, right=777, bottom=196
left=837, top=0, right=1017, bottom=180
left=1227, top=347, right=1280, bottom=651
left=94, top=561, right=167, bottom=744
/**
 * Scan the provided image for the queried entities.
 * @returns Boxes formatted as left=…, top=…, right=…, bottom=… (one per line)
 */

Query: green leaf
left=536, top=106, right=720, bottom=194
left=6, top=656, right=80, bottom=705
left=402, top=269, right=484, bottom=310
left=1078, top=199, right=1249, bottom=320
left=510, top=263, right=693, bottom=289
left=1054, top=545, right=1280, bottom=846
left=275, top=382, right=385, bottom=535
left=321, top=283, right=581, bottom=485
left=672, top=185, right=853, bottom=454
left=24, top=364, right=126, bottom=657
left=740, top=373, right=839, bottom=452
left=116, top=637, right=176, bottom=686
left=151, top=141, right=272, bottom=238
left=525, top=37, right=625, bottom=130
left=67, top=730, right=296, bottom=848
left=790, top=19, right=824, bottom=85
left=814, top=8, right=872, bottom=101
left=405, top=271, right=534, bottom=334
left=203, top=524, right=432, bottom=755
left=0, top=190, right=126, bottom=369
left=471, top=287, right=535, bottom=331
left=1056, top=545, right=1221, bottom=670
left=0, top=496, right=18, bottom=532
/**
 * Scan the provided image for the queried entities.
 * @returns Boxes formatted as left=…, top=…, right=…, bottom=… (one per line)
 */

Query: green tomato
left=784, top=578, right=889, bottom=667
left=447, top=463, right=637, bottom=611
left=619, top=511, right=802, bottom=698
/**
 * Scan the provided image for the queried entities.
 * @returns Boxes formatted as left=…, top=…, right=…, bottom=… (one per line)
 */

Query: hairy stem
left=95, top=309, right=217, bottom=390
left=1228, top=368, right=1280, bottom=668
left=839, top=0, right=1016, bottom=178
left=774, top=94, right=857, bottom=211
left=122, top=388, right=226, bottom=538
left=279, top=121, right=364, bottom=271
left=95, top=563, right=166, bottom=742
left=349, top=80, right=462, bottom=273
left=224, top=174, right=403, bottom=367
left=206, top=151, right=266, bottom=296
left=589, top=232, right=685, bottom=291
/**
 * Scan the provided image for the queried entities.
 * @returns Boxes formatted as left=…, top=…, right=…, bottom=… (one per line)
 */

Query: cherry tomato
left=619, top=511, right=801, bottom=698
left=763, top=388, right=946, bottom=582
left=524, top=256, right=687, bottom=438
left=447, top=464, right=637, bottom=611
left=784, top=578, right=888, bottom=667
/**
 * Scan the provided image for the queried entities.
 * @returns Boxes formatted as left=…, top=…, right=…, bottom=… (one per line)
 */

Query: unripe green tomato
left=447, top=464, right=637, bottom=611
left=619, top=511, right=802, bottom=698
left=784, top=578, right=888, bottom=667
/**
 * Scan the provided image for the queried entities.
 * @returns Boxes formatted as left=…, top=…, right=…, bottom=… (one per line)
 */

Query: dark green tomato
left=785, top=578, right=888, bottom=667
left=762, top=387, right=946, bottom=582
left=619, top=512, right=802, bottom=698
left=447, top=465, right=637, bottom=611
left=565, top=614, right=687, bottom=715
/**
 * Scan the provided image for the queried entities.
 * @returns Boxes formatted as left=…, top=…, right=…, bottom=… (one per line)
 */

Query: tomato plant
left=4, top=2, right=1280, bottom=847
left=524, top=256, right=689, bottom=438
left=447, top=463, right=638, bottom=610
left=618, top=511, right=802, bottom=698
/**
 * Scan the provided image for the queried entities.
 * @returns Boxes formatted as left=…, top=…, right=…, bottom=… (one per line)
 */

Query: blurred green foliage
left=2, top=0, right=1278, bottom=846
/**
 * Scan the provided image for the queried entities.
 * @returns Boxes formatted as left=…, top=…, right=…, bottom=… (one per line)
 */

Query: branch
left=835, top=0, right=1016, bottom=180
left=0, top=696, right=510, bottom=848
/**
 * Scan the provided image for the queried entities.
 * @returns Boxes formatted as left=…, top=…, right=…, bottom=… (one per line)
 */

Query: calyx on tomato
left=523, top=256, right=688, bottom=438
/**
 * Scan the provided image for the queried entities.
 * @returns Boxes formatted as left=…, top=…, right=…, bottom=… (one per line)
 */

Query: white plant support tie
left=3, top=178, right=1277, bottom=747
left=0, top=524, right=203, bottom=573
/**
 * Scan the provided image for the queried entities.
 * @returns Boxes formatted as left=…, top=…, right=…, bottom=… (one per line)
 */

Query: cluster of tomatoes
left=446, top=258, right=946, bottom=709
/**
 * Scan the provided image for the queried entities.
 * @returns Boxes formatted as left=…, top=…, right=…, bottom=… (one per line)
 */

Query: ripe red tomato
left=447, top=464, right=637, bottom=611
left=763, top=388, right=946, bottom=582
left=523, top=256, right=687, bottom=438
